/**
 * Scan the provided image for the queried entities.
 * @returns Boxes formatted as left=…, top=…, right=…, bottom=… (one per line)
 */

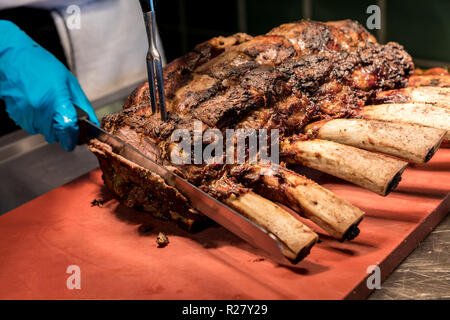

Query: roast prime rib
left=89, top=20, right=450, bottom=262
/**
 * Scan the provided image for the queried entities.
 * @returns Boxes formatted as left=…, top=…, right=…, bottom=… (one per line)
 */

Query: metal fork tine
left=154, top=58, right=167, bottom=121
left=139, top=0, right=167, bottom=121
left=146, top=55, right=157, bottom=114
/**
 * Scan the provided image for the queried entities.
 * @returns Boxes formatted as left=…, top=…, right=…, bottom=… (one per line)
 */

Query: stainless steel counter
left=0, top=140, right=99, bottom=214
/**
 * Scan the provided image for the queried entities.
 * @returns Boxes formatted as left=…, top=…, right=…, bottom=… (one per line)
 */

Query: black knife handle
left=74, top=105, right=90, bottom=145
left=74, top=104, right=89, bottom=121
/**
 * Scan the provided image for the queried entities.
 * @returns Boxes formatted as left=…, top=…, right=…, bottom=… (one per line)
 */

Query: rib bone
left=374, top=87, right=450, bottom=107
left=224, top=190, right=318, bottom=262
left=231, top=164, right=365, bottom=240
left=304, top=119, right=446, bottom=163
left=361, top=103, right=450, bottom=140
left=281, top=139, right=408, bottom=196
left=408, top=75, right=450, bottom=88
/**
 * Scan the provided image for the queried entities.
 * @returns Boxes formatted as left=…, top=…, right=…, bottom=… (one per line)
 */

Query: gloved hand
left=0, top=20, right=99, bottom=151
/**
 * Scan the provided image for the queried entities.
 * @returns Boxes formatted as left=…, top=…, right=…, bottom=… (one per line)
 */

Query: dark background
left=154, top=0, right=450, bottom=65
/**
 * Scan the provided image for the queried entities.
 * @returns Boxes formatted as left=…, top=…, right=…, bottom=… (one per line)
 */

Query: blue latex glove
left=0, top=20, right=99, bottom=151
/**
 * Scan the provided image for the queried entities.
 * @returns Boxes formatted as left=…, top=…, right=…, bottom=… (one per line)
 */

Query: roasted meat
left=89, top=20, right=449, bottom=262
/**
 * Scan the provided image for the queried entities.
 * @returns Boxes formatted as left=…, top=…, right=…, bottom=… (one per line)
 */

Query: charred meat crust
left=90, top=20, right=414, bottom=230
left=89, top=140, right=210, bottom=231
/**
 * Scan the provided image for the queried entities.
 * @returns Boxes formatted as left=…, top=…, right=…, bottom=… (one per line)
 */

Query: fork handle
left=138, top=0, right=153, bottom=13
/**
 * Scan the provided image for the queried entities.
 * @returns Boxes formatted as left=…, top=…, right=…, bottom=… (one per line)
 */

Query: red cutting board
left=0, top=149, right=449, bottom=300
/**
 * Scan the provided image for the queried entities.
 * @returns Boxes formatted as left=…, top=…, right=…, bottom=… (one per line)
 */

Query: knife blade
left=76, top=110, right=293, bottom=265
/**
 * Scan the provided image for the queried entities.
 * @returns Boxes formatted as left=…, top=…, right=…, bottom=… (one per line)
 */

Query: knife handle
left=75, top=104, right=89, bottom=120
left=74, top=105, right=90, bottom=145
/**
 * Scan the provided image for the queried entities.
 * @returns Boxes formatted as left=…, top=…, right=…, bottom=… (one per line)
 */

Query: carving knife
left=76, top=109, right=294, bottom=265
